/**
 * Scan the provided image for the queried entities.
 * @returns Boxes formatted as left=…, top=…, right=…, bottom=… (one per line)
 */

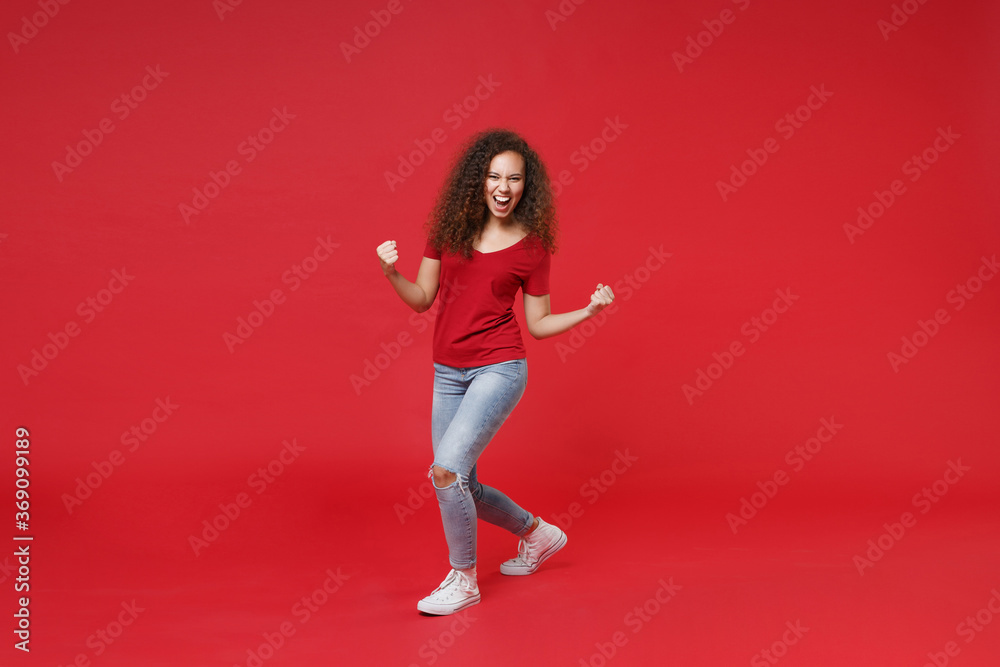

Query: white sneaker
left=417, top=568, right=480, bottom=615
left=500, top=518, right=567, bottom=576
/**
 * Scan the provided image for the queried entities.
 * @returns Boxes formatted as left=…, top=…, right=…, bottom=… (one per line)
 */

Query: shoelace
left=431, top=569, right=475, bottom=596
left=429, top=570, right=457, bottom=594
left=515, top=533, right=542, bottom=563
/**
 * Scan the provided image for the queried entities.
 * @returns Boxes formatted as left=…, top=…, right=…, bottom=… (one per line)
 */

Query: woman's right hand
left=376, top=240, right=398, bottom=276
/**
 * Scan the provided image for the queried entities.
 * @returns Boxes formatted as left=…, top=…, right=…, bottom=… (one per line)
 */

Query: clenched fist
left=585, top=283, right=615, bottom=316
left=376, top=240, right=398, bottom=276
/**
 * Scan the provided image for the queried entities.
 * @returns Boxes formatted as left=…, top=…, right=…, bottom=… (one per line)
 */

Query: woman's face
left=483, top=151, right=525, bottom=220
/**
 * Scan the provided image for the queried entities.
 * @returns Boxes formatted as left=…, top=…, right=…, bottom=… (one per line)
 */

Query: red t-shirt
left=423, top=235, right=551, bottom=367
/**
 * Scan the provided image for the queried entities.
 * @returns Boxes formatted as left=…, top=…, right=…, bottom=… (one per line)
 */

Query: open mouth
left=493, top=195, right=511, bottom=210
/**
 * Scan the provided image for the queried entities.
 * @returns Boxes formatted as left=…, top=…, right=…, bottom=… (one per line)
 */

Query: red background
left=2, top=0, right=999, bottom=664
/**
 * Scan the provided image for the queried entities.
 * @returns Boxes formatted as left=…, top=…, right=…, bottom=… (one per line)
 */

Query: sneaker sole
left=499, top=530, right=567, bottom=576
left=417, top=592, right=481, bottom=615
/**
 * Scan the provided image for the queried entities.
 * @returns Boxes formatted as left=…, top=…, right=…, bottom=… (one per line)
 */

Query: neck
left=486, top=214, right=518, bottom=229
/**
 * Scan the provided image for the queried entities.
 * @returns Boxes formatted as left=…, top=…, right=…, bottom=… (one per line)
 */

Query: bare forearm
left=531, top=308, right=593, bottom=339
left=385, top=270, right=433, bottom=312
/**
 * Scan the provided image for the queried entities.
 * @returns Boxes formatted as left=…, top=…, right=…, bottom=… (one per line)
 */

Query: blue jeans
left=430, top=358, right=534, bottom=569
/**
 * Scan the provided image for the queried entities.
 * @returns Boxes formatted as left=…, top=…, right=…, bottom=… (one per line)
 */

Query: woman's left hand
left=585, top=283, right=615, bottom=316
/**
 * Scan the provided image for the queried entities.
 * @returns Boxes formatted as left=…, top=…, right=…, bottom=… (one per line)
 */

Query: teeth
left=495, top=196, right=510, bottom=204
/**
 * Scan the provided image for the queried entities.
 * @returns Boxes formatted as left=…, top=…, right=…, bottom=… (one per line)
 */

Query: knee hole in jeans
left=429, top=464, right=467, bottom=493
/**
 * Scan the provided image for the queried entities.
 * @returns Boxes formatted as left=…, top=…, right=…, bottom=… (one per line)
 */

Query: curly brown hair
left=425, top=128, right=558, bottom=259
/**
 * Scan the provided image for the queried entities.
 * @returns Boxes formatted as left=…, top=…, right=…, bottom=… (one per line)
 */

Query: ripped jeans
left=430, top=358, right=535, bottom=570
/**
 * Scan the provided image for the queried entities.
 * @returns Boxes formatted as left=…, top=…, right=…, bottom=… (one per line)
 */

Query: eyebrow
left=488, top=171, right=523, bottom=176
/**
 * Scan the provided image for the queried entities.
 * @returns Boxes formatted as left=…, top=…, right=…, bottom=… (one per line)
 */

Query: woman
left=376, top=128, right=615, bottom=615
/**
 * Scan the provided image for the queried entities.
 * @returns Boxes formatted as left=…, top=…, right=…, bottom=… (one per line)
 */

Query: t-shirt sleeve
left=423, top=237, right=441, bottom=260
left=523, top=252, right=550, bottom=296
